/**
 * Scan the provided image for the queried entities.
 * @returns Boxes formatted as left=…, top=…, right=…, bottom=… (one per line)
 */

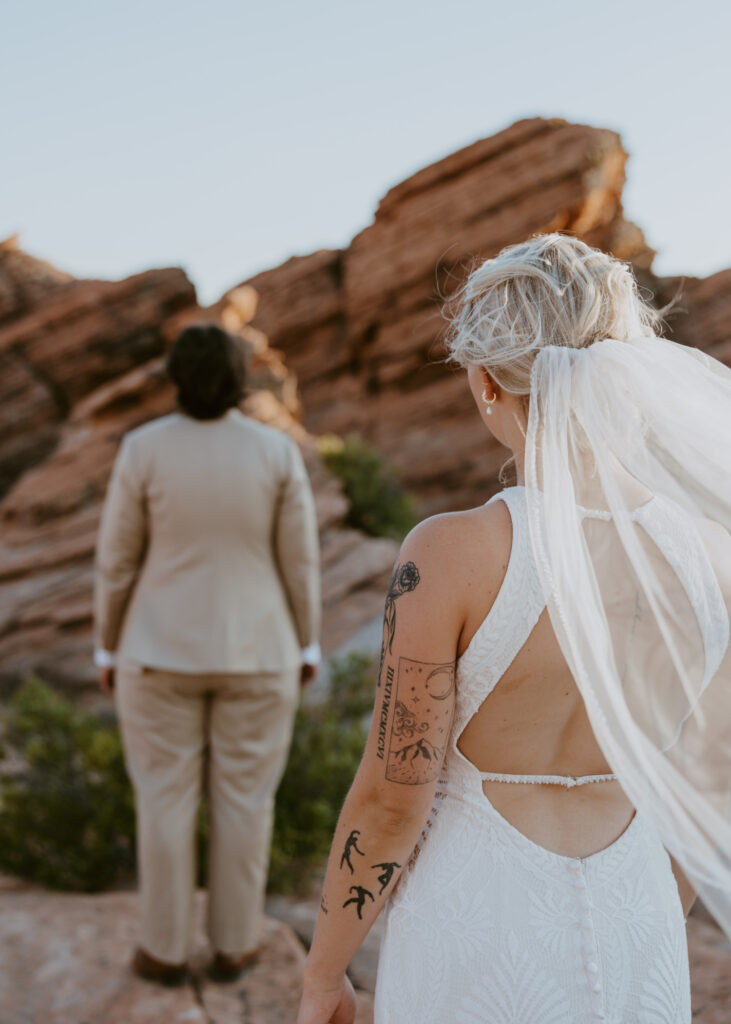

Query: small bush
left=318, top=433, right=418, bottom=541
left=328, top=650, right=378, bottom=720
left=0, top=655, right=376, bottom=896
left=0, top=677, right=136, bottom=891
left=268, top=652, right=374, bottom=893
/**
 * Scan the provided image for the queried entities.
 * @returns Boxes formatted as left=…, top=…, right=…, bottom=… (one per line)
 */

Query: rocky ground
left=0, top=876, right=375, bottom=1024
left=1, top=875, right=728, bottom=1023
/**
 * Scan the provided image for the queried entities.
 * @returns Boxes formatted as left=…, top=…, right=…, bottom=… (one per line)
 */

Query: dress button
left=587, top=961, right=599, bottom=974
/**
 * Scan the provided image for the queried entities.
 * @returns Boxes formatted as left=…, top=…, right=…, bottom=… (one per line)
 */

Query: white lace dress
left=373, top=487, right=691, bottom=1024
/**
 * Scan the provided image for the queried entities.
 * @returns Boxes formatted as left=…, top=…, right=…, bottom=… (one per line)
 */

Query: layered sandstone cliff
left=2, top=116, right=730, bottom=695
left=0, top=253, right=396, bottom=696
left=236, top=117, right=729, bottom=514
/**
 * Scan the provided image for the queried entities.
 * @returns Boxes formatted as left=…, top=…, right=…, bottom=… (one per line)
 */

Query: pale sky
left=2, top=0, right=730, bottom=304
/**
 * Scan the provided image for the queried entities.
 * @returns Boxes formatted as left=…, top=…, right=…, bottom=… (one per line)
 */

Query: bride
left=296, top=233, right=731, bottom=1024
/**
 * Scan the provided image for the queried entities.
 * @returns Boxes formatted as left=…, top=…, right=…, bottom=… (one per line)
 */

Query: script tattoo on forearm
left=320, top=895, right=329, bottom=914
left=340, top=829, right=365, bottom=874
left=377, top=561, right=421, bottom=686
left=376, top=665, right=395, bottom=759
left=385, top=657, right=455, bottom=784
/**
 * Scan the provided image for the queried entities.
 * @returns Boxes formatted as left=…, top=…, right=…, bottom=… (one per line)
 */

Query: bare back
left=453, top=494, right=635, bottom=859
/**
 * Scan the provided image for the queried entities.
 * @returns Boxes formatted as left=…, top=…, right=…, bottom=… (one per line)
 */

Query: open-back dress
left=373, top=486, right=691, bottom=1024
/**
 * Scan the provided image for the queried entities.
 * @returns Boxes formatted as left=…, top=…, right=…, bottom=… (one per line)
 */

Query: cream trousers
left=116, top=662, right=299, bottom=963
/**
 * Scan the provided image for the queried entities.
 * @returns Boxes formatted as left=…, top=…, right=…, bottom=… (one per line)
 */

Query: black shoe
left=131, top=946, right=189, bottom=987
left=207, top=948, right=260, bottom=983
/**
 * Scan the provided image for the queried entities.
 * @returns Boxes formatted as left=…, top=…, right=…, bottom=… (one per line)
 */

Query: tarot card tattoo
left=385, top=657, right=455, bottom=784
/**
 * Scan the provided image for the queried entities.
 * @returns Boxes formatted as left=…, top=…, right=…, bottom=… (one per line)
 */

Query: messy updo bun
left=446, top=233, right=666, bottom=394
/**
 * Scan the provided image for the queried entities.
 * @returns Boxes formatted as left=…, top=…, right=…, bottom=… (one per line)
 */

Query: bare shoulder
left=395, top=499, right=513, bottom=621
left=399, top=500, right=512, bottom=574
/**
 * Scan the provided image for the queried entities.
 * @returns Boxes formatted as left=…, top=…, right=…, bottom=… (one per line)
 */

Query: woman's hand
left=296, top=971, right=357, bottom=1024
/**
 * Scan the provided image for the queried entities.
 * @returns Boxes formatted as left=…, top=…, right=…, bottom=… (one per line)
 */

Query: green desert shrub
left=0, top=677, right=136, bottom=891
left=318, top=433, right=418, bottom=541
left=0, top=655, right=375, bottom=895
left=268, top=651, right=374, bottom=893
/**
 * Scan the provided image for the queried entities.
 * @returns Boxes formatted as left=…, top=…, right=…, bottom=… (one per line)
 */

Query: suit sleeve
left=273, top=440, right=321, bottom=651
left=94, top=435, right=148, bottom=653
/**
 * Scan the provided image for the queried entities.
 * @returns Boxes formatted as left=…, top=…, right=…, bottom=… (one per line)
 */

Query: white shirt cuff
left=96, top=647, right=320, bottom=668
left=94, top=648, right=117, bottom=669
left=301, top=643, right=322, bottom=666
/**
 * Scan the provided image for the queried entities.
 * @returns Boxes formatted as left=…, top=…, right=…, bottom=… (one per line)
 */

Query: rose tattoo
left=378, top=561, right=421, bottom=686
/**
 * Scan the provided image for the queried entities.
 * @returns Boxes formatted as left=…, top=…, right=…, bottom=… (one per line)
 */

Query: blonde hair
left=446, top=232, right=667, bottom=394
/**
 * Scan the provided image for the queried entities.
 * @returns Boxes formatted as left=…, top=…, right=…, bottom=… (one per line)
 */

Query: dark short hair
left=167, top=324, right=246, bottom=420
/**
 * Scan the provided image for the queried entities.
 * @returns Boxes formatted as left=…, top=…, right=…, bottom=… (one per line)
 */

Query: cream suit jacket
left=94, top=409, right=321, bottom=673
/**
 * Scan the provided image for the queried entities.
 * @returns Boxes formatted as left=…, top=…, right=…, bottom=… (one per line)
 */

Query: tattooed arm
left=297, top=517, right=465, bottom=1024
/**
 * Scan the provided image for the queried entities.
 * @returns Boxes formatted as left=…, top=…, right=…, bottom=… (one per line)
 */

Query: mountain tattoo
left=385, top=657, right=455, bottom=784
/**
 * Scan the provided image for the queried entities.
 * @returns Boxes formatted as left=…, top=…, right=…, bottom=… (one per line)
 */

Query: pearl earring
left=481, top=387, right=497, bottom=415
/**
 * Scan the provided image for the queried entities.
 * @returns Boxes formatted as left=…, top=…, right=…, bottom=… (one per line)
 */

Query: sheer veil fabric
left=523, top=333, right=731, bottom=937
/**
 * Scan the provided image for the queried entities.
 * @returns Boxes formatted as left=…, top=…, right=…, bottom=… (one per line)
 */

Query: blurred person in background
left=93, top=323, right=321, bottom=986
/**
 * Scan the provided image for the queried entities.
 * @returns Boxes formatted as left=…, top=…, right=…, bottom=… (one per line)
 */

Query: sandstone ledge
left=1, top=876, right=726, bottom=1023
left=0, top=880, right=375, bottom=1023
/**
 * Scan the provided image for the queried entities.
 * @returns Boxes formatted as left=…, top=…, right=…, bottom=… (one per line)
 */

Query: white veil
left=524, top=332, right=731, bottom=936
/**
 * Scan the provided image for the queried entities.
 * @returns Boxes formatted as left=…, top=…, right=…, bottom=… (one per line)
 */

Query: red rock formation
left=0, top=238, right=77, bottom=496
left=236, top=116, right=729, bottom=515
left=0, top=245, right=195, bottom=498
left=0, top=258, right=396, bottom=696
left=0, top=235, right=74, bottom=325
left=641, top=266, right=731, bottom=366
left=2, top=115, right=731, bottom=696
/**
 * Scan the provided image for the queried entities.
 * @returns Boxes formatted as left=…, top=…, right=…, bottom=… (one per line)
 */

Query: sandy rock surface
left=0, top=880, right=302, bottom=1024
left=0, top=877, right=728, bottom=1022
